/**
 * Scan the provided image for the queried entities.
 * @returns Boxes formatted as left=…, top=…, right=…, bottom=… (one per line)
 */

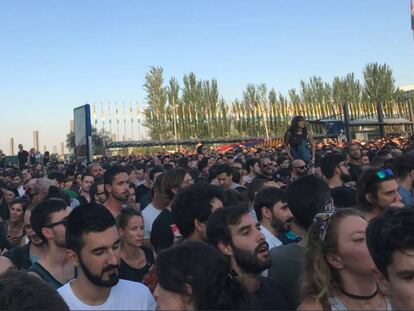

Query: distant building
left=53, top=145, right=57, bottom=154
left=60, top=142, right=64, bottom=155
left=70, top=120, right=75, bottom=132
left=9, top=138, right=14, bottom=156
left=43, top=145, right=47, bottom=153
left=33, top=130, right=39, bottom=151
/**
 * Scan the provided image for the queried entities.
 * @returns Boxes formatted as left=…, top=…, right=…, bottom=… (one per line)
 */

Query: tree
left=66, top=127, right=111, bottom=155
left=363, top=63, right=398, bottom=137
left=143, top=66, right=168, bottom=140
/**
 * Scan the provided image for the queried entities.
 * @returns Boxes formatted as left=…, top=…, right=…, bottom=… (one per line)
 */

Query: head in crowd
left=28, top=177, right=55, bottom=204
left=10, top=172, right=22, bottom=188
left=0, top=269, right=69, bottom=310
left=65, top=204, right=121, bottom=287
left=347, top=143, right=361, bottom=162
left=320, top=153, right=350, bottom=182
left=302, top=208, right=375, bottom=304
left=88, top=163, right=104, bottom=180
left=357, top=167, right=402, bottom=216
left=162, top=167, right=193, bottom=201
left=259, top=157, right=273, bottom=177
left=254, top=187, right=293, bottom=234
left=394, top=154, right=414, bottom=184
left=287, top=175, right=332, bottom=231
left=172, top=183, right=224, bottom=241
left=289, top=115, right=307, bottom=134
left=90, top=181, right=107, bottom=205
left=207, top=205, right=271, bottom=275
left=223, top=188, right=245, bottom=206
left=291, top=159, right=308, bottom=178
left=366, top=208, right=414, bottom=310
left=149, top=165, right=165, bottom=187
left=9, top=198, right=27, bottom=225
left=103, top=166, right=130, bottom=203
left=155, top=241, right=247, bottom=310
left=245, top=158, right=261, bottom=177
left=80, top=173, right=94, bottom=194
left=212, top=164, right=234, bottom=190
left=118, top=207, right=144, bottom=249
left=31, top=199, right=69, bottom=247
left=24, top=204, right=44, bottom=247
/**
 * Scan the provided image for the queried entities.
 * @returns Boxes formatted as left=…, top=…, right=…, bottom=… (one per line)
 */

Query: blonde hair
left=301, top=208, right=364, bottom=304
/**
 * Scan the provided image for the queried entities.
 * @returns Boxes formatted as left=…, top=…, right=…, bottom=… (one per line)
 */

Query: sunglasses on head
left=376, top=168, right=394, bottom=179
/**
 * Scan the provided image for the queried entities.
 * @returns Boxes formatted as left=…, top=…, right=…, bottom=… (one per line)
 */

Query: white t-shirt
left=260, top=225, right=283, bottom=250
left=142, top=203, right=162, bottom=239
left=58, top=279, right=156, bottom=310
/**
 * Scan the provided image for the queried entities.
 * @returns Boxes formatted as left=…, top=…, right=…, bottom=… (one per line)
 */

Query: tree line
left=143, top=63, right=410, bottom=140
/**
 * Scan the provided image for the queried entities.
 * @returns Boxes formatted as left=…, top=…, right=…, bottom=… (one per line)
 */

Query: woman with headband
left=298, top=208, right=391, bottom=310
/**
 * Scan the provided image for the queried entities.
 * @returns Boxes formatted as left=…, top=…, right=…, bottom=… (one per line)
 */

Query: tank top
left=28, top=262, right=64, bottom=289
left=328, top=296, right=392, bottom=310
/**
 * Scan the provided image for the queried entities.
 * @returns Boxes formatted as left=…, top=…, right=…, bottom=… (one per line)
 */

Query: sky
left=0, top=0, right=413, bottom=154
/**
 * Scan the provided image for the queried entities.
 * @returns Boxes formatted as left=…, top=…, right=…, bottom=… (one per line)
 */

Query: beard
left=340, top=173, right=352, bottom=183
left=231, top=241, right=271, bottom=274
left=79, top=256, right=120, bottom=288
left=271, top=215, right=292, bottom=233
left=112, top=192, right=129, bottom=202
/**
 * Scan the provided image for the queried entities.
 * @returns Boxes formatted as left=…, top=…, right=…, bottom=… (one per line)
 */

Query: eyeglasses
left=45, top=217, right=68, bottom=228
left=376, top=168, right=394, bottom=179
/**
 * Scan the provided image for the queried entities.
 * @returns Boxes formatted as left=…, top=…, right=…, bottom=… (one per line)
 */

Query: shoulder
left=114, top=279, right=152, bottom=297
left=298, top=297, right=324, bottom=311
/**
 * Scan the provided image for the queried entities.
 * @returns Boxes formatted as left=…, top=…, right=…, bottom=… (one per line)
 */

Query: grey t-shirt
left=268, top=243, right=305, bottom=308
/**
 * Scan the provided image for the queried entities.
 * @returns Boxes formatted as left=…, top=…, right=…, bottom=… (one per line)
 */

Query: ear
left=104, top=184, right=112, bottom=194
left=365, top=193, right=374, bottom=204
left=41, top=227, right=53, bottom=240
left=194, top=219, right=206, bottom=234
left=171, top=187, right=178, bottom=195
left=65, top=249, right=80, bottom=267
left=118, top=228, right=124, bottom=238
left=261, top=207, right=272, bottom=221
left=325, top=253, right=343, bottom=270
left=373, top=267, right=390, bottom=296
left=218, top=240, right=233, bottom=256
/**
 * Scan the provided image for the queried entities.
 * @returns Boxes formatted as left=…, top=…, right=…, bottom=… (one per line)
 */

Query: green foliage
left=141, top=63, right=408, bottom=139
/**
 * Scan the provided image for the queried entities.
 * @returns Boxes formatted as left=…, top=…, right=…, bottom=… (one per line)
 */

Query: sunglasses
left=45, top=217, right=68, bottom=228
left=376, top=168, right=394, bottom=179
left=294, top=165, right=307, bottom=170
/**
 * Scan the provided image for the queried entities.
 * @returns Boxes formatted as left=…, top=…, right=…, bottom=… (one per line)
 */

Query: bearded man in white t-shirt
left=58, top=203, right=156, bottom=310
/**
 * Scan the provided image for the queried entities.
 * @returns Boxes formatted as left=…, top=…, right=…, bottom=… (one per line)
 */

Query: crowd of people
left=1, top=118, right=414, bottom=310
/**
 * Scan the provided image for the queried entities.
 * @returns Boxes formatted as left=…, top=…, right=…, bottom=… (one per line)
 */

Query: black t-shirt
left=17, top=150, right=29, bottom=167
left=135, top=184, right=150, bottom=204
left=0, top=200, right=9, bottom=221
left=331, top=185, right=357, bottom=208
left=348, top=163, right=361, bottom=182
left=250, top=277, right=295, bottom=310
left=119, top=246, right=154, bottom=283
left=150, top=209, right=174, bottom=254
left=3, top=243, right=32, bottom=270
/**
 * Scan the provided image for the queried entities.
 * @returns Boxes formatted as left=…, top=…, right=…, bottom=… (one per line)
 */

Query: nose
left=107, top=249, right=119, bottom=266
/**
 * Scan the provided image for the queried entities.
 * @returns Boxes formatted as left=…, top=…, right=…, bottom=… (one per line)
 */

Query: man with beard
left=89, top=163, right=104, bottom=181
left=58, top=204, right=156, bottom=310
left=259, top=157, right=274, bottom=179
left=0, top=204, right=48, bottom=272
left=104, top=166, right=130, bottom=218
left=320, top=153, right=357, bottom=208
left=291, top=159, right=308, bottom=180
left=28, top=199, right=74, bottom=289
left=253, top=187, right=294, bottom=248
left=207, top=205, right=294, bottom=310
left=346, top=143, right=362, bottom=182
left=357, top=167, right=403, bottom=221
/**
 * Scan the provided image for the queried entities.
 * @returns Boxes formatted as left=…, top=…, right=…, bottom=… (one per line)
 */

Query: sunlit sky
left=0, top=0, right=413, bottom=154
